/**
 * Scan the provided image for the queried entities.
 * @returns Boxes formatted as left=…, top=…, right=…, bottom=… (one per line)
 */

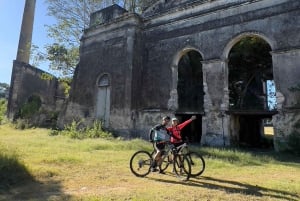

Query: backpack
left=149, top=128, right=155, bottom=142
left=149, top=124, right=170, bottom=142
left=153, top=129, right=170, bottom=141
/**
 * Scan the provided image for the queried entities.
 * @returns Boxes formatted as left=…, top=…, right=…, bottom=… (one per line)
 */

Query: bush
left=14, top=118, right=31, bottom=130
left=60, top=119, right=85, bottom=139
left=18, top=95, right=41, bottom=119
left=86, top=120, right=113, bottom=139
left=51, top=120, right=113, bottom=139
left=0, top=98, right=7, bottom=124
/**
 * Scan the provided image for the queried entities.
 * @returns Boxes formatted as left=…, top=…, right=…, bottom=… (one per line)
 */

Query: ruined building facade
left=9, top=0, right=300, bottom=151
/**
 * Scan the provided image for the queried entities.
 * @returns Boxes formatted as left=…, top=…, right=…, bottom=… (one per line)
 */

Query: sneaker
left=151, top=167, right=159, bottom=172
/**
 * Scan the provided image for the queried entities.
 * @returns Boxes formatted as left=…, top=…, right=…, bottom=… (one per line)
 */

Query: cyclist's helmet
left=172, top=117, right=178, bottom=121
left=162, top=116, right=171, bottom=121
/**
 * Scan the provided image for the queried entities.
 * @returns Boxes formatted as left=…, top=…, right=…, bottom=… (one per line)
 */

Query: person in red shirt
left=167, top=115, right=197, bottom=147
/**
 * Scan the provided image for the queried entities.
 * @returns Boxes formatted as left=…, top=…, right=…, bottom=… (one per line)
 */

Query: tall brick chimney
left=16, top=0, right=36, bottom=63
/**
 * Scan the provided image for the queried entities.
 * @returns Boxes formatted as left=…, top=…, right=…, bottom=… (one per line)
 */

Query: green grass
left=0, top=124, right=300, bottom=201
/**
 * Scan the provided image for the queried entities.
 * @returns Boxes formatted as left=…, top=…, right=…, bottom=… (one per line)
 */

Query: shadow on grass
left=148, top=175, right=299, bottom=201
left=0, top=155, right=71, bottom=201
left=197, top=146, right=300, bottom=166
left=193, top=176, right=300, bottom=201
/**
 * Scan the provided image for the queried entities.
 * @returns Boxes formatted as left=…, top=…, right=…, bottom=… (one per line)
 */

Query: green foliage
left=14, top=119, right=31, bottom=130
left=40, top=72, right=54, bottom=80
left=31, top=0, right=157, bottom=81
left=18, top=95, right=42, bottom=119
left=45, top=43, right=78, bottom=78
left=41, top=73, right=71, bottom=97
left=86, top=120, right=113, bottom=138
left=59, top=77, right=72, bottom=97
left=60, top=119, right=85, bottom=139
left=14, top=95, right=42, bottom=129
left=51, top=119, right=113, bottom=139
left=0, top=83, right=9, bottom=99
left=0, top=99, right=7, bottom=124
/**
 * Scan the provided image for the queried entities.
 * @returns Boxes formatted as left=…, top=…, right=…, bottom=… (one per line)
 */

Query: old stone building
left=9, top=0, right=300, bottom=151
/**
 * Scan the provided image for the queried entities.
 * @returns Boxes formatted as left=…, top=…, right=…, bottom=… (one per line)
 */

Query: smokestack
left=16, top=0, right=36, bottom=63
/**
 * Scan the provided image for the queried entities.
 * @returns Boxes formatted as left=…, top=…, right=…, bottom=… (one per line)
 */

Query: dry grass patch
left=0, top=124, right=299, bottom=201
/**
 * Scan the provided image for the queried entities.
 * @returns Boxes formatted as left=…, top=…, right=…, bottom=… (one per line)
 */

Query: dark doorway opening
left=177, top=50, right=204, bottom=143
left=237, top=113, right=275, bottom=148
left=228, top=36, right=277, bottom=148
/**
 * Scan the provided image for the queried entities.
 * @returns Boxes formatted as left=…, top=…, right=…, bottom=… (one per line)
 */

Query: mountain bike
left=159, top=141, right=205, bottom=177
left=129, top=141, right=191, bottom=181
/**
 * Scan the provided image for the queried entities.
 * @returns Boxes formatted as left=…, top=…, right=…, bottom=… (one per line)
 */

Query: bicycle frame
left=130, top=141, right=192, bottom=181
left=154, top=141, right=205, bottom=177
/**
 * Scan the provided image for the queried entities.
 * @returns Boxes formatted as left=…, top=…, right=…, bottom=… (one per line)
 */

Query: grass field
left=0, top=124, right=300, bottom=201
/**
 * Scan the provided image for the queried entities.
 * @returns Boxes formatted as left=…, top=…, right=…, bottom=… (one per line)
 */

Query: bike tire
left=151, top=150, right=171, bottom=172
left=159, top=154, right=171, bottom=171
left=129, top=150, right=152, bottom=177
left=173, top=154, right=191, bottom=181
left=187, top=152, right=205, bottom=177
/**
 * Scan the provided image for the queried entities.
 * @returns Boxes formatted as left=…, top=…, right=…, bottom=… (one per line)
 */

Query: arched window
left=98, top=74, right=109, bottom=87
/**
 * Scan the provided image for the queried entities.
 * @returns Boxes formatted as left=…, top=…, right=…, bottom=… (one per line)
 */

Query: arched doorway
left=228, top=35, right=277, bottom=148
left=176, top=50, right=204, bottom=143
left=96, top=74, right=111, bottom=128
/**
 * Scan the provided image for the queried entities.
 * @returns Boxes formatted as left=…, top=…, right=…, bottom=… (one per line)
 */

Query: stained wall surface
left=54, top=0, right=300, bottom=150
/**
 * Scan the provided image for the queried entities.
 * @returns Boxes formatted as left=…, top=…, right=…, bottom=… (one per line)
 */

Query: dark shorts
left=154, top=142, right=165, bottom=151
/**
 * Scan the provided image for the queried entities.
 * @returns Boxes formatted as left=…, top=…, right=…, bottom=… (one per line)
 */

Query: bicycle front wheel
left=173, top=154, right=191, bottom=181
left=187, top=152, right=205, bottom=177
left=129, top=150, right=152, bottom=177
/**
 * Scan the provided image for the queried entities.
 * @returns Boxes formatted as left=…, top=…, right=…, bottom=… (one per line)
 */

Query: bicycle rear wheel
left=173, top=154, right=191, bottom=181
left=187, top=152, right=205, bottom=177
left=129, top=150, right=152, bottom=177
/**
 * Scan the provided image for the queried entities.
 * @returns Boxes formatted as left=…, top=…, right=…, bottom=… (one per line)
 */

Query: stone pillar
left=201, top=59, right=230, bottom=146
left=16, top=0, right=36, bottom=63
left=271, top=48, right=300, bottom=151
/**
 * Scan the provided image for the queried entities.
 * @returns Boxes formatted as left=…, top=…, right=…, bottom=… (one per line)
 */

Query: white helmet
left=172, top=117, right=178, bottom=121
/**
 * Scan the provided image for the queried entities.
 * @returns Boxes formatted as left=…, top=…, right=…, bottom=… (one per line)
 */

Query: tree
left=0, top=83, right=9, bottom=99
left=36, top=0, right=156, bottom=79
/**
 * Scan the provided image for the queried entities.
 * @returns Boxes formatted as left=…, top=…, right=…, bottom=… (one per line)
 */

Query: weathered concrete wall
left=272, top=49, right=300, bottom=151
left=60, top=10, right=144, bottom=135
left=8, top=61, right=65, bottom=126
left=138, top=0, right=300, bottom=147
left=60, top=0, right=300, bottom=150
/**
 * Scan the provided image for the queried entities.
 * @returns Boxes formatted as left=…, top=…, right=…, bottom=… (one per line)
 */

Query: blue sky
left=0, top=0, right=54, bottom=84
